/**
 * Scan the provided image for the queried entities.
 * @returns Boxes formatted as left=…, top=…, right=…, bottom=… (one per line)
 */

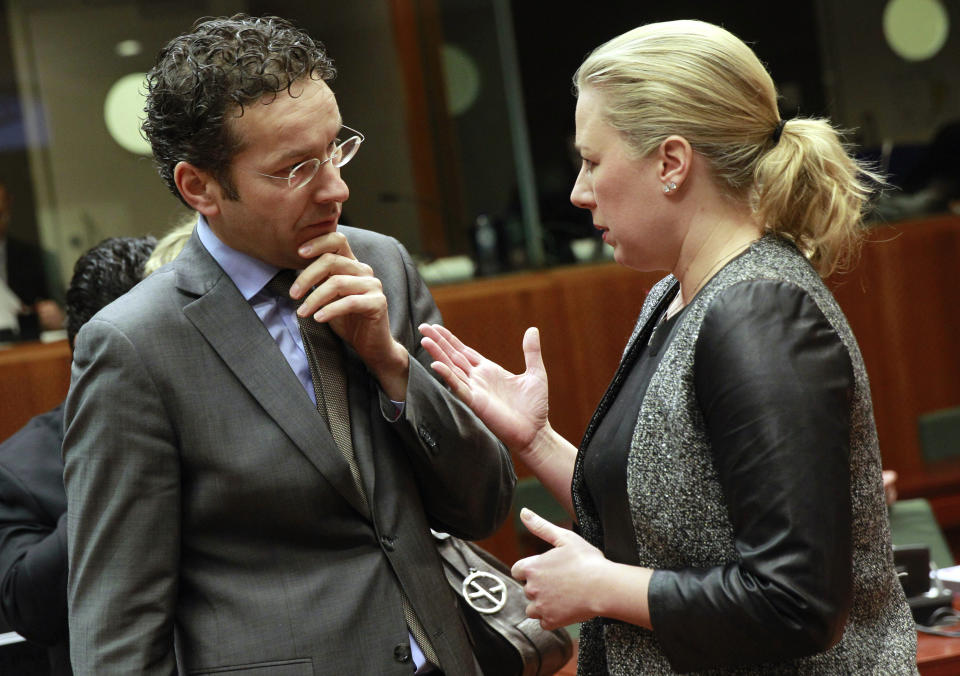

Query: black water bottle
left=472, top=214, right=501, bottom=277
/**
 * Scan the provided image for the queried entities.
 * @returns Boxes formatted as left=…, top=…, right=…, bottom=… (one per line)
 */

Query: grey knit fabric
left=572, top=234, right=918, bottom=675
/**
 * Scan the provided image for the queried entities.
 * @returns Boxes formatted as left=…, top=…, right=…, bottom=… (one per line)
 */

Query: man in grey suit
left=62, top=14, right=514, bottom=675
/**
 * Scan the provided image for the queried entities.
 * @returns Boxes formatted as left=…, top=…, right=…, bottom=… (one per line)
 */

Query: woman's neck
left=672, top=202, right=761, bottom=309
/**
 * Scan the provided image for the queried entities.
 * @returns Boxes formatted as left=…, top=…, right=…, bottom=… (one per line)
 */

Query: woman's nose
left=570, top=167, right=595, bottom=210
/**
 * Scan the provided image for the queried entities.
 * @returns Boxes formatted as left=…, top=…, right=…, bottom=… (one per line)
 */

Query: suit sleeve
left=63, top=318, right=180, bottom=675
left=383, top=239, right=515, bottom=540
left=0, top=473, right=68, bottom=645
left=648, top=280, right=854, bottom=671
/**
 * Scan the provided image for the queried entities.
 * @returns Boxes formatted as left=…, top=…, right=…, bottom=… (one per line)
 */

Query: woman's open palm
left=419, top=324, right=549, bottom=453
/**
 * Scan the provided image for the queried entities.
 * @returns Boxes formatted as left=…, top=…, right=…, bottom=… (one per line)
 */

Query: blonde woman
left=420, top=20, right=917, bottom=675
left=143, top=216, right=196, bottom=275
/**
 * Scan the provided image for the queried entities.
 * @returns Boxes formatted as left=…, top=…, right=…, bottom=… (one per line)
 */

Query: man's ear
left=174, top=161, right=222, bottom=217
left=656, top=135, right=693, bottom=190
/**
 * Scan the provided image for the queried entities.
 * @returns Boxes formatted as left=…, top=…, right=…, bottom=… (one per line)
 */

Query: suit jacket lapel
left=174, top=234, right=370, bottom=517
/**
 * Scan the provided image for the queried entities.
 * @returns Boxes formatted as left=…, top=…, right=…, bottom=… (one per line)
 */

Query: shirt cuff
left=377, top=388, right=405, bottom=422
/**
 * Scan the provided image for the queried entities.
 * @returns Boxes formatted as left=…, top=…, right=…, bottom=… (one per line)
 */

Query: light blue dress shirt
left=197, top=215, right=317, bottom=404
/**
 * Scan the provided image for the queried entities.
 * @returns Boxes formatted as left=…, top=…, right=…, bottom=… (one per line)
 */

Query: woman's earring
left=662, top=181, right=678, bottom=194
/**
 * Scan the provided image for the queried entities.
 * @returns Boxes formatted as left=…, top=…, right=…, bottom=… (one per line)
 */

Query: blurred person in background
left=0, top=180, right=64, bottom=336
left=0, top=236, right=155, bottom=676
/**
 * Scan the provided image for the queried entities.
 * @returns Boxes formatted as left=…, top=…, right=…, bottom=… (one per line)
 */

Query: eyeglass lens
left=333, top=135, right=361, bottom=167
left=288, top=135, right=362, bottom=189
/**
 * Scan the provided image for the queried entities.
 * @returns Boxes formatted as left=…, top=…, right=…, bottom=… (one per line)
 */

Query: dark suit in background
left=0, top=405, right=68, bottom=675
left=0, top=177, right=65, bottom=334
left=0, top=236, right=156, bottom=676
left=5, top=237, right=52, bottom=306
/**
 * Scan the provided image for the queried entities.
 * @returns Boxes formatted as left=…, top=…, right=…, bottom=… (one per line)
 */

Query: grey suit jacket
left=63, top=227, right=515, bottom=675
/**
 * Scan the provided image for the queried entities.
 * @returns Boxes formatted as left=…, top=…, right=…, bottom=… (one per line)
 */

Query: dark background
left=510, top=0, right=826, bottom=237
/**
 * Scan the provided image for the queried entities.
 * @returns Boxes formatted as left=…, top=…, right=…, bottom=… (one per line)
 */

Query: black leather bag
left=433, top=531, right=574, bottom=676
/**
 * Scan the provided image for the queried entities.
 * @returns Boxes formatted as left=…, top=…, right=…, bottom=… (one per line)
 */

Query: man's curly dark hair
left=142, top=14, right=336, bottom=207
left=65, top=237, right=157, bottom=347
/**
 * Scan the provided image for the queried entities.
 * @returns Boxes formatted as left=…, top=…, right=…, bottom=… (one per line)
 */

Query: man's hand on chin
left=290, top=231, right=409, bottom=400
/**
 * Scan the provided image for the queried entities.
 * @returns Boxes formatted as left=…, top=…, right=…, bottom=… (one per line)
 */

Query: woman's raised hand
left=418, top=324, right=549, bottom=454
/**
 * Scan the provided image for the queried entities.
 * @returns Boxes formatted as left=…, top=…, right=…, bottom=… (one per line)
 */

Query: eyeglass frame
left=252, top=124, right=365, bottom=190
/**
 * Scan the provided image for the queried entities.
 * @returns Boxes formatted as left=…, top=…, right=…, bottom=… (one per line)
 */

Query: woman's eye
left=582, top=158, right=596, bottom=171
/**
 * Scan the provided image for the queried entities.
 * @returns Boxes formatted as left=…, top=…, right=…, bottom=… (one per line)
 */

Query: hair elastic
left=771, top=119, right=787, bottom=145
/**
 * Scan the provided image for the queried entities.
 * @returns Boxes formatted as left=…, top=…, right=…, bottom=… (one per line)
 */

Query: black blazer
left=0, top=404, right=71, bottom=675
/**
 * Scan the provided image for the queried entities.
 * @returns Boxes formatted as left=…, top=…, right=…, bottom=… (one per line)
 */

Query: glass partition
left=0, top=0, right=956, bottom=309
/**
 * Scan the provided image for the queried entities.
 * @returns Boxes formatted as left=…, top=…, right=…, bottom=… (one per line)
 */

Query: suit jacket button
left=380, top=534, right=396, bottom=551
left=394, top=643, right=411, bottom=663
left=418, top=425, right=436, bottom=447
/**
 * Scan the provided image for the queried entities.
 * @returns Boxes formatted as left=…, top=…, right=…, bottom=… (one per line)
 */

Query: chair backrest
left=512, top=477, right=569, bottom=526
left=918, top=405, right=960, bottom=464
left=889, top=497, right=955, bottom=570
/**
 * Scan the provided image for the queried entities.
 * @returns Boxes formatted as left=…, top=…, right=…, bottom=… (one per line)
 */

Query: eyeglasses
left=253, top=125, right=365, bottom=190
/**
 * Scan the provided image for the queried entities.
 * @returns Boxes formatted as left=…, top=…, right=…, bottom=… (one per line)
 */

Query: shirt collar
left=196, top=215, right=280, bottom=300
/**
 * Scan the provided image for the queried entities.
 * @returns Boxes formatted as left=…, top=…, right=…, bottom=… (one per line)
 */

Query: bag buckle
left=461, top=569, right=508, bottom=614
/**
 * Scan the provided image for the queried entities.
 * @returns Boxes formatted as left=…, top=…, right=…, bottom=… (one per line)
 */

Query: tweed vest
left=571, top=235, right=918, bottom=675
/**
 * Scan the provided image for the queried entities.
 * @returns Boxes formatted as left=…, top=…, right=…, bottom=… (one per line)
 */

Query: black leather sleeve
left=649, top=280, right=855, bottom=671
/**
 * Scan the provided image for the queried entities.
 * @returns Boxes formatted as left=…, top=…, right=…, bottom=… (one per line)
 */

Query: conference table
left=917, top=606, right=960, bottom=676
left=0, top=337, right=71, bottom=442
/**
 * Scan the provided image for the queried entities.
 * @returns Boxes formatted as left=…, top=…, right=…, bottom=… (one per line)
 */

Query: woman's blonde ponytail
left=753, top=119, right=881, bottom=276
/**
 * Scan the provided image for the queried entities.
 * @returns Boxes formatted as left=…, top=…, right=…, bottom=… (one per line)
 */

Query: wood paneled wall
left=828, top=216, right=960, bottom=537
left=1, top=215, right=958, bottom=563
left=432, top=263, right=661, bottom=561
left=0, top=340, right=70, bottom=442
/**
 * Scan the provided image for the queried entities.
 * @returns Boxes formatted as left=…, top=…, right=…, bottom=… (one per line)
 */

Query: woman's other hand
left=513, top=507, right=655, bottom=631
left=419, top=324, right=550, bottom=454
left=511, top=508, right=608, bottom=630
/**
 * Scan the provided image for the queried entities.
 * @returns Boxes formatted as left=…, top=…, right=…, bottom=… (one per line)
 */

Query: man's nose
left=311, top=163, right=350, bottom=203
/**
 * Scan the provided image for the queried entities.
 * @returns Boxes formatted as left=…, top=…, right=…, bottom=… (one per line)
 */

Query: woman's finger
left=422, top=326, right=476, bottom=375
left=432, top=324, right=484, bottom=367
left=421, top=337, right=469, bottom=381
left=429, top=361, right=474, bottom=405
